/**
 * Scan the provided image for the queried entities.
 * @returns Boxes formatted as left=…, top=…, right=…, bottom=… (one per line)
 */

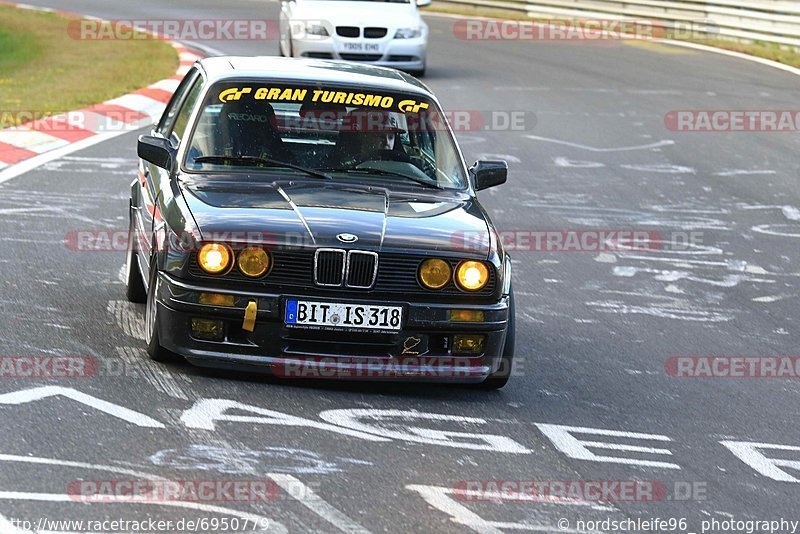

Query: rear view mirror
left=471, top=160, right=508, bottom=191
left=138, top=135, right=175, bottom=171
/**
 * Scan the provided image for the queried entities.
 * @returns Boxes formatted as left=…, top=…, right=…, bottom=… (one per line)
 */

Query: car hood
left=292, top=1, right=422, bottom=28
left=180, top=179, right=490, bottom=257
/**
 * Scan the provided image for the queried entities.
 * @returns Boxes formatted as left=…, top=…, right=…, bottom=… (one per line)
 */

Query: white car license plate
left=342, top=42, right=380, bottom=52
left=285, top=300, right=402, bottom=331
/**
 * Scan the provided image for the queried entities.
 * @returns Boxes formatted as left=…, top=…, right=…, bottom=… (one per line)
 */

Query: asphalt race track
left=1, top=1, right=799, bottom=532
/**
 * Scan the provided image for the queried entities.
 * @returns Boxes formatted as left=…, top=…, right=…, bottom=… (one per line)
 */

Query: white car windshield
left=185, top=82, right=468, bottom=190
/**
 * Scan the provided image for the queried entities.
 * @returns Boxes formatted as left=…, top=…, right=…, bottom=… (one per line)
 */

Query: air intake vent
left=314, top=249, right=346, bottom=287
left=336, top=26, right=360, bottom=38
left=364, top=27, right=387, bottom=38
left=346, top=251, right=378, bottom=288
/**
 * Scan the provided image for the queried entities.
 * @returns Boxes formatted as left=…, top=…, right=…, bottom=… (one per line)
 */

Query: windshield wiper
left=194, top=155, right=332, bottom=180
left=321, top=167, right=443, bottom=189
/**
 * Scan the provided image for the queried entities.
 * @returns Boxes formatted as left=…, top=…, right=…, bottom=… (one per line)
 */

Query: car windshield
left=184, top=82, right=468, bottom=190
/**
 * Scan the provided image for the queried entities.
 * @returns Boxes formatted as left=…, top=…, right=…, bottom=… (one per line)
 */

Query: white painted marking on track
left=318, top=409, right=532, bottom=453
left=536, top=424, right=680, bottom=469
left=0, top=514, right=31, bottom=533
left=477, top=153, right=521, bottom=163
left=751, top=224, right=800, bottom=238
left=721, top=441, right=800, bottom=483
left=0, top=386, right=165, bottom=428
left=269, top=473, right=371, bottom=533
left=620, top=163, right=695, bottom=174
left=181, top=399, right=391, bottom=442
left=0, top=129, right=146, bottom=184
left=0, top=453, right=282, bottom=533
left=714, top=169, right=777, bottom=177
left=0, top=130, right=68, bottom=154
left=407, top=485, right=607, bottom=534
left=782, top=206, right=800, bottom=221
left=554, top=157, right=605, bottom=168
left=525, top=135, right=674, bottom=152
left=585, top=301, right=733, bottom=322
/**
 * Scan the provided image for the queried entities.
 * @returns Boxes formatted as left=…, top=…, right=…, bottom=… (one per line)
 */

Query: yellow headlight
left=237, top=247, right=271, bottom=278
left=197, top=243, right=232, bottom=275
left=455, top=261, right=489, bottom=291
left=418, top=258, right=451, bottom=290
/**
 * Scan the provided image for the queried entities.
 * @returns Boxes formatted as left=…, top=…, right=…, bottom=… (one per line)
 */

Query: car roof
left=196, top=56, right=432, bottom=97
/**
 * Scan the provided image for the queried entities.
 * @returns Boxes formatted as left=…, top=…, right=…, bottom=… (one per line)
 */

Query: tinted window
left=184, top=82, right=467, bottom=190
left=156, top=70, right=199, bottom=137
left=169, top=79, right=204, bottom=146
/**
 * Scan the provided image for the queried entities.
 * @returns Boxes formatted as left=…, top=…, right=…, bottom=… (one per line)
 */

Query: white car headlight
left=394, top=27, right=422, bottom=39
left=291, top=21, right=329, bottom=38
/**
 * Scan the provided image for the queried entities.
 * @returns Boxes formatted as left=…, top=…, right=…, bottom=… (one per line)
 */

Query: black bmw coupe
left=127, top=56, right=515, bottom=388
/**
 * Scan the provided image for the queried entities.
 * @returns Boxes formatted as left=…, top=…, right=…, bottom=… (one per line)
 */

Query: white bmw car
left=279, top=0, right=430, bottom=76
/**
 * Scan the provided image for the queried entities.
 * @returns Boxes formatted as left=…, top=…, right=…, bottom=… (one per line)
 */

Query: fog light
left=450, top=309, right=485, bottom=322
left=191, top=318, right=224, bottom=341
left=452, top=335, right=486, bottom=354
left=199, top=293, right=235, bottom=307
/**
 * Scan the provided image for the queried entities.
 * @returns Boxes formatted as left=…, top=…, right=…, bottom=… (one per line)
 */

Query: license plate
left=285, top=300, right=402, bottom=331
left=342, top=42, right=380, bottom=52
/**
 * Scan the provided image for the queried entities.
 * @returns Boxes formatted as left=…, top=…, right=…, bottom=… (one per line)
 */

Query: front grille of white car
left=336, top=26, right=360, bottom=38
left=364, top=27, right=388, bottom=38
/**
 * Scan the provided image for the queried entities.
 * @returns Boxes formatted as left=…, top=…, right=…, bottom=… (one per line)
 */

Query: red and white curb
left=0, top=2, right=203, bottom=176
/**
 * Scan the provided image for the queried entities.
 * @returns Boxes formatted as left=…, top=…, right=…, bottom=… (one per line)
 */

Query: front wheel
left=475, top=288, right=515, bottom=390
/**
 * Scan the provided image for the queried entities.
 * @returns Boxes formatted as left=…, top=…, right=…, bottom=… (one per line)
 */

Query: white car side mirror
left=416, top=0, right=431, bottom=7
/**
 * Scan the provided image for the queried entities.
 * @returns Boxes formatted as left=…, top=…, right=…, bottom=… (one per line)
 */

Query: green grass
left=422, top=4, right=800, bottom=68
left=0, top=5, right=178, bottom=128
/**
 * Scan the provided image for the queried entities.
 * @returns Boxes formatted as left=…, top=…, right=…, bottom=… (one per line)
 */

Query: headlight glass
left=292, top=21, right=329, bottom=38
left=394, top=27, right=422, bottom=39
left=418, top=258, right=451, bottom=290
left=307, top=24, right=329, bottom=36
left=237, top=247, right=271, bottom=278
left=197, top=243, right=232, bottom=275
left=455, top=261, right=489, bottom=291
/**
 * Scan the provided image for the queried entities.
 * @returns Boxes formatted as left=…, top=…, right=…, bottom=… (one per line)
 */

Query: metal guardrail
left=432, top=0, right=800, bottom=48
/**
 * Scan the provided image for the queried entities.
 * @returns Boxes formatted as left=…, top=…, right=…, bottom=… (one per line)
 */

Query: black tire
left=125, top=211, right=146, bottom=303
left=145, top=262, right=181, bottom=363
left=475, top=288, right=516, bottom=390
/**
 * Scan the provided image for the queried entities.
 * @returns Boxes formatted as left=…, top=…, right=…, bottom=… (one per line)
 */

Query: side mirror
left=416, top=0, right=431, bottom=6
left=138, top=135, right=175, bottom=171
left=471, top=160, right=508, bottom=191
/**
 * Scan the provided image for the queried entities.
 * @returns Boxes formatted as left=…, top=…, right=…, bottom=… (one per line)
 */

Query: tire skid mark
left=115, top=346, right=192, bottom=401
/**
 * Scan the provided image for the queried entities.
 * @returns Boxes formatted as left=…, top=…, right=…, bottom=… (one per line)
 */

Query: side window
left=168, top=78, right=204, bottom=147
left=156, top=70, right=200, bottom=137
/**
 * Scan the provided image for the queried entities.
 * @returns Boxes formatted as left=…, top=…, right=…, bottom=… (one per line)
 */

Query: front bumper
left=155, top=273, right=510, bottom=383
left=292, top=36, right=427, bottom=72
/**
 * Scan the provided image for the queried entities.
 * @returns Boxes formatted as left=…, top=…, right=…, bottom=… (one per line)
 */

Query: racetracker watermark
left=665, top=110, right=800, bottom=132
left=273, top=356, right=523, bottom=380
left=0, top=110, right=147, bottom=131
left=0, top=356, right=96, bottom=378
left=67, top=479, right=280, bottom=503
left=224, top=108, right=536, bottom=133
left=67, top=19, right=279, bottom=40
left=453, top=480, right=707, bottom=502
left=65, top=229, right=704, bottom=254
left=451, top=230, right=704, bottom=253
left=453, top=18, right=716, bottom=41
left=665, top=356, right=800, bottom=378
